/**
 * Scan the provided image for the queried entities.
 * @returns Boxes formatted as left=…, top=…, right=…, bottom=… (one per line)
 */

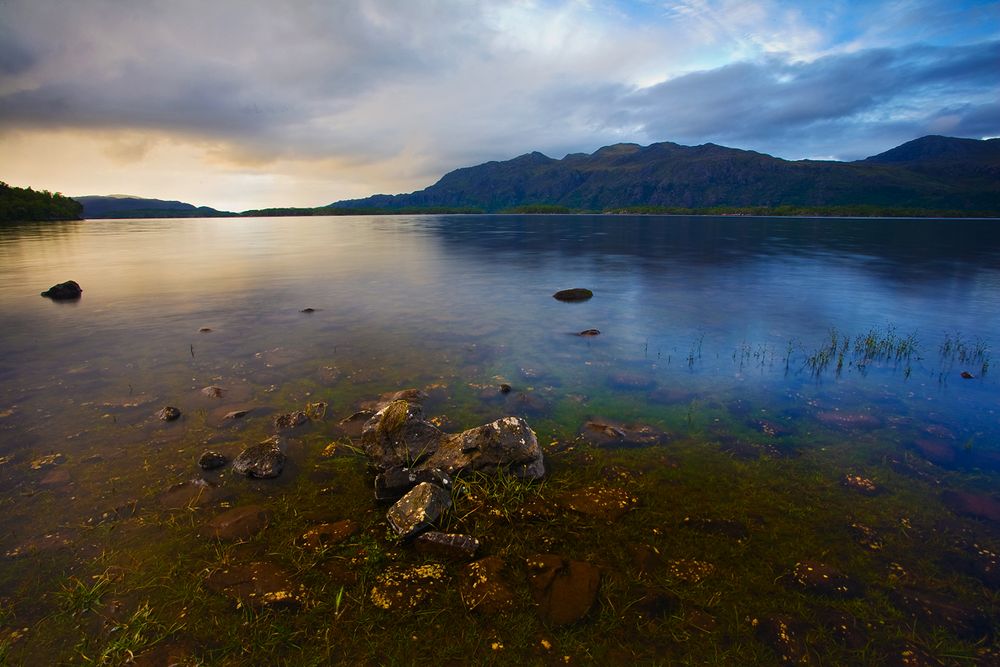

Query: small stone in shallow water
left=273, top=411, right=309, bottom=430
left=841, top=473, right=880, bottom=495
left=557, top=484, right=638, bottom=522
left=790, top=561, right=863, bottom=598
left=499, top=383, right=512, bottom=394
left=201, top=505, right=270, bottom=541
left=298, top=520, right=359, bottom=550
left=300, top=307, right=316, bottom=313
left=459, top=556, right=514, bottom=614
left=577, top=329, right=600, bottom=336
left=525, top=555, right=600, bottom=627
left=553, top=288, right=593, bottom=302
left=30, top=453, right=65, bottom=470
left=961, top=371, right=974, bottom=379
left=40, top=280, right=82, bottom=299
left=199, top=327, right=212, bottom=333
left=223, top=409, right=250, bottom=420
left=198, top=451, right=228, bottom=470
left=205, top=561, right=302, bottom=609
left=232, top=437, right=286, bottom=479
left=157, top=406, right=181, bottom=421
left=850, top=522, right=884, bottom=551
left=200, top=386, right=225, bottom=398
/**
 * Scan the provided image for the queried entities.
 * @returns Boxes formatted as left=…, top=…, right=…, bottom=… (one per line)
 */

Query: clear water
left=1, top=214, right=999, bottom=664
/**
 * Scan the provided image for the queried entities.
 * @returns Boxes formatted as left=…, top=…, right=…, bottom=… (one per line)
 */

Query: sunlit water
left=1, top=214, right=999, bottom=663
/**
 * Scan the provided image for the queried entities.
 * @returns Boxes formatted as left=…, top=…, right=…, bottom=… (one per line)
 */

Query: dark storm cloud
left=612, top=40, right=1000, bottom=158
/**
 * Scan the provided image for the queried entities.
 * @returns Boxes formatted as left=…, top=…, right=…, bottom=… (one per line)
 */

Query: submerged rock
left=553, top=288, right=593, bottom=302
left=361, top=400, right=545, bottom=481
left=232, top=436, right=286, bottom=479
left=40, top=280, right=82, bottom=300
left=941, top=490, right=1000, bottom=523
left=158, top=478, right=221, bottom=509
left=200, top=386, right=226, bottom=398
left=459, top=556, right=514, bottom=614
left=557, top=484, right=638, bottom=522
left=273, top=411, right=308, bottom=431
left=577, top=329, right=600, bottom=336
left=223, top=409, right=250, bottom=420
left=205, top=561, right=301, bottom=609
left=526, top=555, right=600, bottom=627
left=298, top=520, right=359, bottom=550
left=386, top=482, right=452, bottom=539
left=200, top=505, right=270, bottom=541
left=30, top=453, right=65, bottom=470
left=579, top=419, right=669, bottom=448
left=198, top=451, right=228, bottom=470
left=841, top=473, right=880, bottom=495
left=157, top=406, right=181, bottom=422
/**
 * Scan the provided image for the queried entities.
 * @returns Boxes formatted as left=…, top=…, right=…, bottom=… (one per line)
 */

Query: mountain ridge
left=330, top=135, right=1000, bottom=213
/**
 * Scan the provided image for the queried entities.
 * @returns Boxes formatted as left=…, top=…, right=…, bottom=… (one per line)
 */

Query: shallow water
left=1, top=214, right=999, bottom=664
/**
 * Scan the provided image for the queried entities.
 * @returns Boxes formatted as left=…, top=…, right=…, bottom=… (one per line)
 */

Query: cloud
left=610, top=40, right=1000, bottom=159
left=0, top=0, right=997, bottom=207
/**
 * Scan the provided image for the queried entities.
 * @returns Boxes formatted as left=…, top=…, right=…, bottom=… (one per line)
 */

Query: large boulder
left=361, top=401, right=544, bottom=480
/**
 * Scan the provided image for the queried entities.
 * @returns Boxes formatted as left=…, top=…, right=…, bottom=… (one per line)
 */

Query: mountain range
left=73, top=195, right=234, bottom=218
left=329, top=135, right=1000, bottom=213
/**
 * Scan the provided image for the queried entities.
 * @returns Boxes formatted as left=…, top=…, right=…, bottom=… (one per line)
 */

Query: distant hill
left=0, top=181, right=83, bottom=222
left=330, top=135, right=1000, bottom=214
left=73, top=195, right=235, bottom=219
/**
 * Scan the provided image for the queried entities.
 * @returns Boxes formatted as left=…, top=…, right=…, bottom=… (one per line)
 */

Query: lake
left=1, top=214, right=999, bottom=664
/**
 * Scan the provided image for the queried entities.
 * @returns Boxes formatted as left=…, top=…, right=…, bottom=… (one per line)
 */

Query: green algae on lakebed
left=1, top=369, right=998, bottom=666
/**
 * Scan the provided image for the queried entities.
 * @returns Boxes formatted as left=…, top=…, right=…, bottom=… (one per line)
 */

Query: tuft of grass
left=58, top=573, right=113, bottom=618
left=80, top=603, right=180, bottom=666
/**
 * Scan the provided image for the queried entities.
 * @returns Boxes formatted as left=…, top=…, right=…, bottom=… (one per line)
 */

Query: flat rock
left=158, top=478, right=221, bottom=509
left=298, top=520, right=359, bottom=550
left=223, top=409, right=250, bottom=420
left=386, top=482, right=452, bottom=539
left=198, top=451, right=228, bottom=470
left=200, top=505, right=270, bottom=541
left=579, top=419, right=669, bottom=448
left=526, top=554, right=600, bottom=626
left=558, top=484, right=638, bottom=522
left=553, top=288, right=593, bottom=302
left=369, top=563, right=447, bottom=611
left=890, top=587, right=992, bottom=640
left=815, top=410, right=880, bottom=430
left=789, top=561, right=863, bottom=598
left=205, top=561, right=301, bottom=609
left=414, top=531, right=480, bottom=560
left=40, top=280, right=82, bottom=299
left=941, top=490, right=1000, bottom=523
left=909, top=438, right=957, bottom=466
left=752, top=614, right=812, bottom=664
left=459, top=556, right=514, bottom=614
left=232, top=436, right=286, bottom=479
left=30, top=453, right=65, bottom=470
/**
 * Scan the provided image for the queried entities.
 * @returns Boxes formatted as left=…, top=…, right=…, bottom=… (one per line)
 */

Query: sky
left=1, top=0, right=998, bottom=211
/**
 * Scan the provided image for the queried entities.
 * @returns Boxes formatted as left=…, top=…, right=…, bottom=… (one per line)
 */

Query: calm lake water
left=1, top=214, right=999, bottom=664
